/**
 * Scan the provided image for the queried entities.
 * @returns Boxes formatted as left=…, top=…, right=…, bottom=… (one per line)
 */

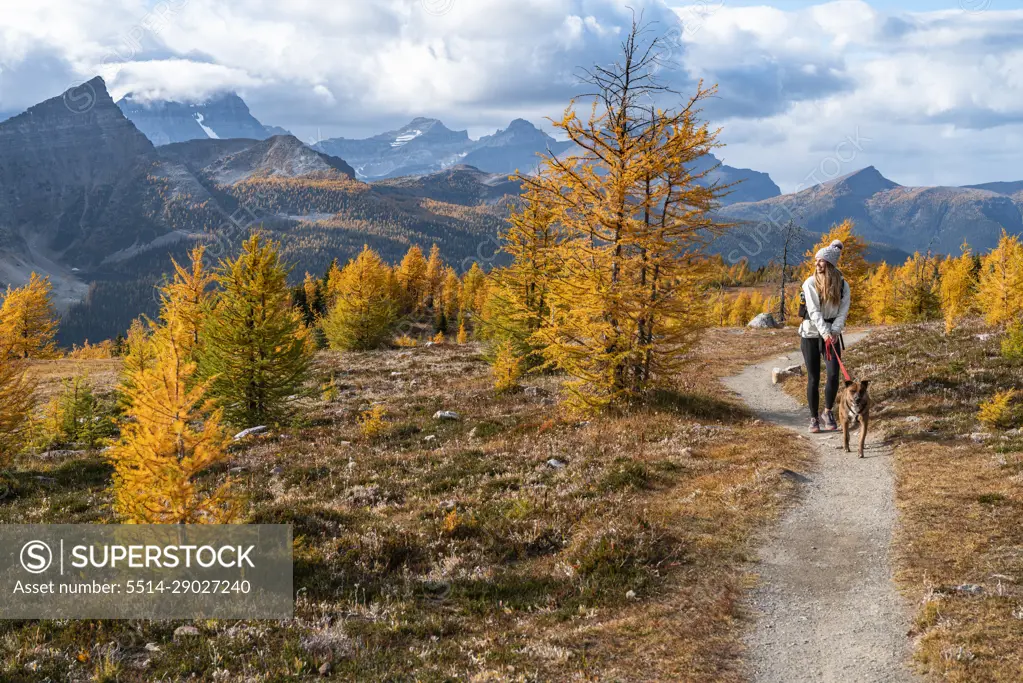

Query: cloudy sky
left=0, top=0, right=1019, bottom=191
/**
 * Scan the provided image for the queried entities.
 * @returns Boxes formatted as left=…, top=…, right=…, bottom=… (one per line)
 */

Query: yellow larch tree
left=396, top=245, right=429, bottom=313
left=321, top=245, right=398, bottom=351
left=460, top=263, right=488, bottom=318
left=938, top=243, right=977, bottom=332
left=976, top=230, right=1023, bottom=326
left=424, top=244, right=444, bottom=310
left=893, top=252, right=941, bottom=322
left=441, top=266, right=461, bottom=321
left=0, top=341, right=36, bottom=465
left=728, top=291, right=753, bottom=327
left=0, top=273, right=59, bottom=359
left=109, top=294, right=240, bottom=523
left=159, top=246, right=213, bottom=359
left=864, top=263, right=897, bottom=324
left=514, top=24, right=728, bottom=409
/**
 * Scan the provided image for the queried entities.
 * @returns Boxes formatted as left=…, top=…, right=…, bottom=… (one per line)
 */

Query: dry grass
left=23, top=358, right=121, bottom=403
left=836, top=321, right=1023, bottom=681
left=1, top=329, right=810, bottom=681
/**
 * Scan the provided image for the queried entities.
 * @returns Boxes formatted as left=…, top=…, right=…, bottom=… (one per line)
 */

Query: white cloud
left=2, top=0, right=1023, bottom=189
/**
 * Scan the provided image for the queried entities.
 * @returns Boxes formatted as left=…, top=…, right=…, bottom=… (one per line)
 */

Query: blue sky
left=1, top=0, right=1021, bottom=190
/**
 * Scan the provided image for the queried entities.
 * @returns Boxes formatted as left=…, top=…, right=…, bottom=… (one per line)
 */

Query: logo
left=20, top=541, right=53, bottom=574
left=63, top=81, right=97, bottom=114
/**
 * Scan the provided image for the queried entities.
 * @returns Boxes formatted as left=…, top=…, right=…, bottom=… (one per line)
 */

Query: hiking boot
left=809, top=417, right=821, bottom=433
left=821, top=410, right=838, bottom=431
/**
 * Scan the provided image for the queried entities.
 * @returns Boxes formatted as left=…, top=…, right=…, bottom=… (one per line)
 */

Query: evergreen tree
left=200, top=234, right=313, bottom=426
left=976, top=230, right=1023, bottom=326
left=0, top=273, right=59, bottom=359
left=483, top=185, right=561, bottom=362
left=321, top=245, right=398, bottom=351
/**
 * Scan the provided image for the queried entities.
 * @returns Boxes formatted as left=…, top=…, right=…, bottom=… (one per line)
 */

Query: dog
left=838, top=379, right=870, bottom=458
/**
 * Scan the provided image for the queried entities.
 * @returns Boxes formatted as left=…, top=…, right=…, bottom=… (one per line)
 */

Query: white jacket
left=798, top=274, right=851, bottom=339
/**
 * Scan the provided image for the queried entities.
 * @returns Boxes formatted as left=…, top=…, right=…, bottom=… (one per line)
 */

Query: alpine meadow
left=1, top=5, right=1022, bottom=683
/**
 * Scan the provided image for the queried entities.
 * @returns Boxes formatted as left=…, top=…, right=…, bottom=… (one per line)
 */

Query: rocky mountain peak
left=117, top=91, right=282, bottom=145
left=823, top=166, right=900, bottom=196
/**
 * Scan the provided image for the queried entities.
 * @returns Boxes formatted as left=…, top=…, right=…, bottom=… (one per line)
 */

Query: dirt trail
left=723, top=332, right=919, bottom=683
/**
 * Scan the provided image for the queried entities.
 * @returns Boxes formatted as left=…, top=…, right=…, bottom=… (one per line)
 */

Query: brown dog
left=838, top=379, right=870, bottom=457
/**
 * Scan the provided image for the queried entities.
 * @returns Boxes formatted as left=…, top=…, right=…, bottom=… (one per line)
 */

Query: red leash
left=825, top=337, right=851, bottom=382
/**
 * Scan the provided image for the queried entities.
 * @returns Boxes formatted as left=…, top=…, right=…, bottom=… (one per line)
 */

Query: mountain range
left=714, top=166, right=1023, bottom=266
left=116, top=92, right=290, bottom=145
left=1, top=78, right=1022, bottom=343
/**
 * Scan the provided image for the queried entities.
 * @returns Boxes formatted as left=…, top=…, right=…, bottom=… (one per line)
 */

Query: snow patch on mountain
left=392, top=130, right=422, bottom=147
left=193, top=113, right=220, bottom=139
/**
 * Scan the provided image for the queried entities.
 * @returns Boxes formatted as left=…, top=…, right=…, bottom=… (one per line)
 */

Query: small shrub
left=358, top=404, right=387, bottom=439
left=320, top=374, right=339, bottom=403
left=394, top=335, right=418, bottom=348
left=1001, top=320, right=1023, bottom=361
left=37, top=376, right=116, bottom=450
left=442, top=508, right=460, bottom=535
left=67, top=339, right=115, bottom=359
left=432, top=331, right=445, bottom=345
left=977, top=389, right=1018, bottom=430
left=492, top=341, right=522, bottom=393
left=456, top=321, right=468, bottom=345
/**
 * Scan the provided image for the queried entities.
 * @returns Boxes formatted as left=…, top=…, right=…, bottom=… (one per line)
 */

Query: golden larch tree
left=159, top=246, right=213, bottom=359
left=893, top=252, right=941, bottom=322
left=396, top=245, right=429, bottom=313
left=864, top=263, right=897, bottom=324
left=321, top=245, right=399, bottom=351
left=441, top=266, right=461, bottom=321
left=976, top=230, right=1023, bottom=326
left=514, top=23, right=728, bottom=409
left=938, top=243, right=977, bottom=332
left=424, top=244, right=444, bottom=310
left=0, top=342, right=36, bottom=465
left=110, top=320, right=240, bottom=524
left=0, top=273, right=59, bottom=359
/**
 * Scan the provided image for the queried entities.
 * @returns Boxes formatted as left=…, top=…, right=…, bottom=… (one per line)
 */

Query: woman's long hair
left=815, top=261, right=843, bottom=306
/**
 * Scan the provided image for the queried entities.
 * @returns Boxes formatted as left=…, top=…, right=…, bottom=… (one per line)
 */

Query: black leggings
left=801, top=336, right=841, bottom=418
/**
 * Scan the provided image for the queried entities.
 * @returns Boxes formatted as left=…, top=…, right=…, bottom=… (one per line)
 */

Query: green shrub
left=1001, top=319, right=1023, bottom=361
left=37, top=376, right=117, bottom=450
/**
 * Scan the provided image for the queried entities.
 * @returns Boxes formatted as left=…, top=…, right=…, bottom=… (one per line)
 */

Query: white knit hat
left=815, top=240, right=843, bottom=267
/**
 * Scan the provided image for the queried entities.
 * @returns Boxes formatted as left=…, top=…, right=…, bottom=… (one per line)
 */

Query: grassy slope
left=784, top=322, right=1023, bottom=681
left=3, top=328, right=807, bottom=682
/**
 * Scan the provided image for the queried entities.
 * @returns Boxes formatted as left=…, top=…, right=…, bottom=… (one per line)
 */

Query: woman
left=799, top=240, right=851, bottom=433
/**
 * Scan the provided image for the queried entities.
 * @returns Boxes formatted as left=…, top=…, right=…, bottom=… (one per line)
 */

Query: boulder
left=433, top=410, right=460, bottom=421
left=771, top=364, right=803, bottom=384
left=173, top=626, right=200, bottom=639
left=748, top=313, right=781, bottom=329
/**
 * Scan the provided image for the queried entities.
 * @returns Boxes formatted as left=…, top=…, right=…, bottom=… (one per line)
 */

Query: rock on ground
left=748, top=313, right=782, bottom=329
